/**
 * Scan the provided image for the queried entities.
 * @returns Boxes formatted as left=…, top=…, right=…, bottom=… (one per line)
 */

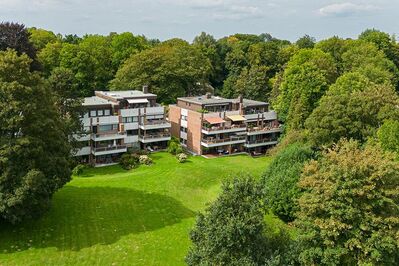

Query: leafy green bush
left=139, top=155, right=153, bottom=165
left=176, top=153, right=187, bottom=163
left=167, top=137, right=183, bottom=155
left=119, top=153, right=140, bottom=170
left=262, top=142, right=315, bottom=222
left=72, top=164, right=86, bottom=176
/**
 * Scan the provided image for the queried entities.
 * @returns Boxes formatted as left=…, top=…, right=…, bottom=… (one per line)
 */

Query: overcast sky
left=1, top=0, right=398, bottom=42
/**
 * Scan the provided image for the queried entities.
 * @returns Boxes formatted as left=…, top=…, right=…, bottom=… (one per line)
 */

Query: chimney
left=206, top=92, right=212, bottom=99
left=142, top=85, right=149, bottom=94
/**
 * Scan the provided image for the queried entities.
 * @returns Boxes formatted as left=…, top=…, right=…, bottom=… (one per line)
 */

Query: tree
left=186, top=176, right=292, bottom=265
left=359, top=29, right=399, bottom=71
left=377, top=120, right=399, bottom=155
left=110, top=32, right=149, bottom=71
left=296, top=34, right=316, bottom=49
left=0, top=22, right=39, bottom=70
left=0, top=50, right=72, bottom=223
left=37, top=41, right=63, bottom=76
left=296, top=140, right=399, bottom=265
left=273, top=49, right=337, bottom=130
left=306, top=72, right=399, bottom=147
left=111, top=39, right=211, bottom=103
left=28, top=27, right=58, bottom=51
left=232, top=65, right=271, bottom=101
left=193, top=32, right=224, bottom=89
left=262, top=143, right=315, bottom=222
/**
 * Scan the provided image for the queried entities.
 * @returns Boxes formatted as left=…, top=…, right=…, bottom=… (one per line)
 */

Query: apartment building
left=74, top=87, right=171, bottom=166
left=169, top=93, right=281, bottom=156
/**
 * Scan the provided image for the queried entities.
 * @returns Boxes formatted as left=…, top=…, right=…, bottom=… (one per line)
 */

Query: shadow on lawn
left=0, top=186, right=195, bottom=253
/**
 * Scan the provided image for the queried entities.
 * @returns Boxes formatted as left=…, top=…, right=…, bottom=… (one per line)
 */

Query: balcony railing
left=246, top=139, right=277, bottom=145
left=201, top=136, right=246, bottom=144
left=93, top=131, right=125, bottom=138
left=93, top=145, right=127, bottom=152
left=140, top=133, right=171, bottom=139
left=142, top=119, right=168, bottom=125
left=202, top=124, right=246, bottom=132
left=247, top=125, right=282, bottom=133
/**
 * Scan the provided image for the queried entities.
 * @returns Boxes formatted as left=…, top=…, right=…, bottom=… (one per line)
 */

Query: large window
left=122, top=116, right=139, bottom=123
left=99, top=124, right=118, bottom=132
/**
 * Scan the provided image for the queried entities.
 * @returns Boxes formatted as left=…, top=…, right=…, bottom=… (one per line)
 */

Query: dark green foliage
left=306, top=73, right=399, bottom=147
left=187, top=176, right=269, bottom=265
left=111, top=39, right=211, bottom=103
left=0, top=50, right=72, bottom=223
left=296, top=35, right=316, bottom=49
left=0, top=22, right=39, bottom=70
left=296, top=140, right=399, bottom=265
left=119, top=153, right=140, bottom=170
left=262, top=143, right=314, bottom=222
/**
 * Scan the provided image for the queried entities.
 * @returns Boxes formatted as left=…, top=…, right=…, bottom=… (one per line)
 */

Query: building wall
left=169, top=105, right=181, bottom=138
left=186, top=109, right=203, bottom=155
left=176, top=99, right=203, bottom=112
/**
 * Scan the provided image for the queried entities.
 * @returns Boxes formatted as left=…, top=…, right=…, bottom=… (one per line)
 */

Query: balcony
left=92, top=145, right=127, bottom=156
left=91, top=132, right=126, bottom=141
left=201, top=136, right=246, bottom=148
left=139, top=120, right=171, bottom=130
left=244, top=139, right=278, bottom=148
left=139, top=133, right=171, bottom=143
left=74, top=146, right=91, bottom=156
left=247, top=126, right=282, bottom=136
left=202, top=124, right=246, bottom=135
left=90, top=116, right=119, bottom=126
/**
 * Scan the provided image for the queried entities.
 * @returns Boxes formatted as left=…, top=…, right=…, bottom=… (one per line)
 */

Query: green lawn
left=0, top=153, right=272, bottom=266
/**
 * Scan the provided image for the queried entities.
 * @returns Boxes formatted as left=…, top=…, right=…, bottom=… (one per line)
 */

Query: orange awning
left=227, top=115, right=246, bottom=122
left=204, top=117, right=226, bottom=124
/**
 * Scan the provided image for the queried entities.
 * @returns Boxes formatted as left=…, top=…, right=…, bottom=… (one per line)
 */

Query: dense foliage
left=0, top=50, right=72, bottom=223
left=187, top=176, right=293, bottom=266
left=296, top=140, right=399, bottom=265
left=262, top=143, right=314, bottom=222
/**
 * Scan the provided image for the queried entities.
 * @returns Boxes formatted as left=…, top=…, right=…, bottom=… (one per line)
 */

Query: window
left=181, top=115, right=187, bottom=121
left=104, top=109, right=110, bottom=116
left=90, top=110, right=96, bottom=117
left=127, top=130, right=138, bottom=136
left=99, top=124, right=118, bottom=132
left=180, top=127, right=187, bottom=133
left=122, top=116, right=139, bottom=123
left=98, top=109, right=104, bottom=116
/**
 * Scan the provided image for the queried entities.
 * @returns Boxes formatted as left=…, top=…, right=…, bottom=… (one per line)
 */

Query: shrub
left=262, top=142, right=315, bottom=222
left=139, top=155, right=153, bottom=165
left=176, top=153, right=187, bottom=163
left=119, top=153, right=140, bottom=170
left=167, top=137, right=183, bottom=155
left=72, top=164, right=86, bottom=176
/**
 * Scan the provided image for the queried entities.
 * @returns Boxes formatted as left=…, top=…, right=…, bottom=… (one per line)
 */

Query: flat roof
left=96, top=90, right=156, bottom=99
left=82, top=96, right=113, bottom=106
left=178, top=95, right=268, bottom=107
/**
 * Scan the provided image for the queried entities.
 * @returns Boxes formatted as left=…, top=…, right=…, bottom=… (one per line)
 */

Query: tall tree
left=186, top=176, right=293, bottom=265
left=0, top=22, right=39, bottom=70
left=28, top=27, right=58, bottom=51
left=0, top=50, right=72, bottom=223
left=111, top=39, right=211, bottom=103
left=262, top=143, right=315, bottom=222
left=305, top=72, right=399, bottom=147
left=296, top=140, right=399, bottom=265
left=377, top=120, right=399, bottom=155
left=296, top=34, right=316, bottom=49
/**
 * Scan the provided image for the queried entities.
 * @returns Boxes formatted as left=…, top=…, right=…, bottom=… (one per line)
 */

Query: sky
left=1, top=0, right=398, bottom=42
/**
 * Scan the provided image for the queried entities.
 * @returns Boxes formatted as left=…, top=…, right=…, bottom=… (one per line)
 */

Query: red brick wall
left=187, top=110, right=203, bottom=155
left=168, top=105, right=181, bottom=139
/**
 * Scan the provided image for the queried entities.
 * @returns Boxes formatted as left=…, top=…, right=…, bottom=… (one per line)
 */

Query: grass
left=0, top=152, right=273, bottom=266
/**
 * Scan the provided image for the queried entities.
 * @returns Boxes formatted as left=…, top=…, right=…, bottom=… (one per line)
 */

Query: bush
left=262, top=142, right=315, bottom=222
left=72, top=164, right=86, bottom=176
left=139, top=155, right=153, bottom=165
left=176, top=153, right=187, bottom=163
left=168, top=137, right=183, bottom=155
left=119, top=153, right=140, bottom=170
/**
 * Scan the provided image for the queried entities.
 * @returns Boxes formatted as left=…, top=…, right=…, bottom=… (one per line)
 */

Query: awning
left=227, top=115, right=247, bottom=122
left=127, top=98, right=149, bottom=104
left=204, top=117, right=226, bottom=124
